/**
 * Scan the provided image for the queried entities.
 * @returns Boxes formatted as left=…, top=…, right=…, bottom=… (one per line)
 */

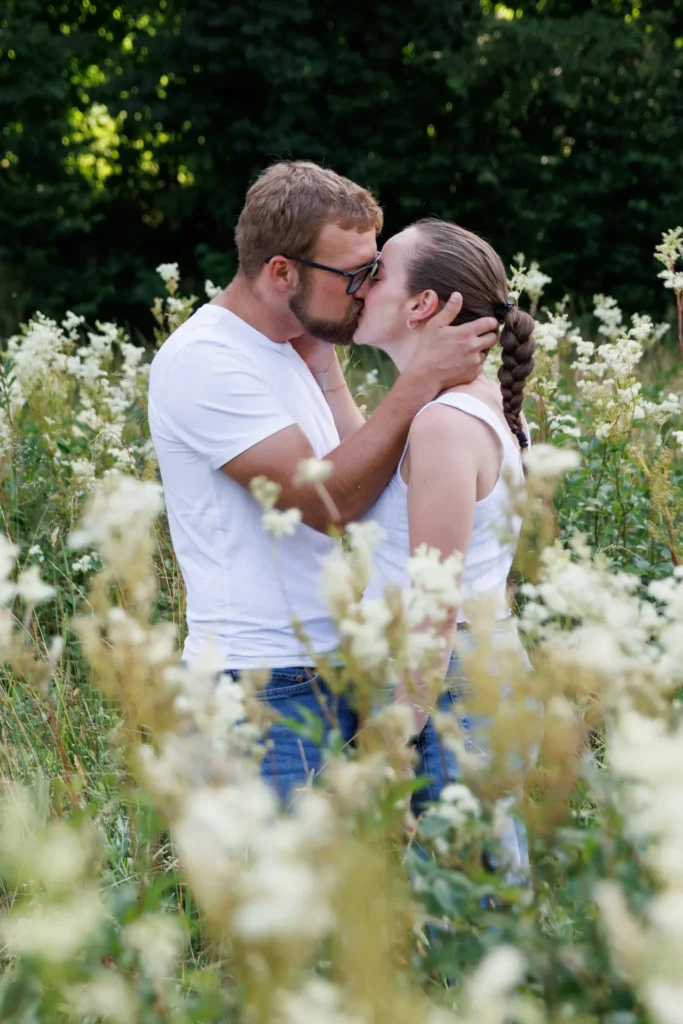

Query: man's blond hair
left=235, top=161, right=383, bottom=277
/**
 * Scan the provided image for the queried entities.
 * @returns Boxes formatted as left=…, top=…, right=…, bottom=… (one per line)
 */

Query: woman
left=353, top=218, right=536, bottom=854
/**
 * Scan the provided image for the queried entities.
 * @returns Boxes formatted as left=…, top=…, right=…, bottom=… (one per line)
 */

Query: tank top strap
left=397, top=431, right=412, bottom=480
left=421, top=392, right=521, bottom=456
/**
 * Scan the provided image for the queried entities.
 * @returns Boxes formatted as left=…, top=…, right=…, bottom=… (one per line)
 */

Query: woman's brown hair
left=406, top=218, right=536, bottom=447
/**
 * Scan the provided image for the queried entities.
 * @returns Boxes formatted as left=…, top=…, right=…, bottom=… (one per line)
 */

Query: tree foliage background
left=1, top=0, right=683, bottom=336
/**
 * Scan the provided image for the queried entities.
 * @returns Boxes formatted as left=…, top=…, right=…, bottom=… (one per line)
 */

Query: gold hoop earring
left=406, top=319, right=418, bottom=331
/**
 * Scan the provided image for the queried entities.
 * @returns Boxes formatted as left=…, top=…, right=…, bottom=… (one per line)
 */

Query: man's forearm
left=312, top=358, right=365, bottom=441
left=324, top=383, right=366, bottom=441
left=319, top=365, right=437, bottom=524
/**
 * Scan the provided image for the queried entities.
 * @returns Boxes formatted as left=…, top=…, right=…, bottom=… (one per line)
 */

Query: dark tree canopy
left=1, top=0, right=682, bottom=335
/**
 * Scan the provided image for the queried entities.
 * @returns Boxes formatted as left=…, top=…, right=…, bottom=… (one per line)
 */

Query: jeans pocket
left=254, top=670, right=319, bottom=701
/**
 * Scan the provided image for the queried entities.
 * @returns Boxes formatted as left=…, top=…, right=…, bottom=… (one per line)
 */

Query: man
left=148, top=160, right=498, bottom=799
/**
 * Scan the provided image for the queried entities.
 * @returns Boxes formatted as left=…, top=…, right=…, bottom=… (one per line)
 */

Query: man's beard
left=289, top=282, right=362, bottom=346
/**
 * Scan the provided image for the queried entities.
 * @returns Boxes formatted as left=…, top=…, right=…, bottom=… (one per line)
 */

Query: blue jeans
left=412, top=683, right=476, bottom=815
left=225, top=667, right=358, bottom=803
left=227, top=627, right=531, bottom=877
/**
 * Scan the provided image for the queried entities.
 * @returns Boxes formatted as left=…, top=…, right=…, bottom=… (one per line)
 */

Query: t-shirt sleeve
left=158, top=338, right=297, bottom=469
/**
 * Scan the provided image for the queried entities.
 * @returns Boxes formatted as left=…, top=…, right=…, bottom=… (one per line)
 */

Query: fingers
left=477, top=329, right=499, bottom=351
left=431, top=290, right=463, bottom=328
left=474, top=317, right=500, bottom=336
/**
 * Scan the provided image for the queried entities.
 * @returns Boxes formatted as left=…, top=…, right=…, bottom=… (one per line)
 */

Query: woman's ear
left=407, top=289, right=441, bottom=324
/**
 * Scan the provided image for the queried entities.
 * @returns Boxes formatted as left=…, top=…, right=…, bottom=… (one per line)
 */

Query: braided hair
left=406, top=218, right=536, bottom=450
left=497, top=307, right=536, bottom=448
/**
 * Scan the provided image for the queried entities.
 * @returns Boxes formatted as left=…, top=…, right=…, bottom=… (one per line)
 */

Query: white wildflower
left=69, top=474, right=164, bottom=558
left=119, top=341, right=145, bottom=370
left=71, top=553, right=96, bottom=574
left=433, top=782, right=481, bottom=828
left=405, top=628, right=446, bottom=671
left=524, top=263, right=552, bottom=301
left=125, top=914, right=183, bottom=985
left=406, top=544, right=462, bottom=625
left=574, top=338, right=595, bottom=358
left=174, top=781, right=277, bottom=861
left=30, top=821, right=92, bottom=893
left=593, top=294, right=623, bottom=340
left=644, top=980, right=683, bottom=1024
left=345, top=519, right=386, bottom=584
left=1, top=891, right=104, bottom=964
left=0, top=607, right=14, bottom=650
left=654, top=227, right=683, bottom=298
left=234, top=858, right=334, bottom=942
left=533, top=320, right=562, bottom=353
left=111, top=447, right=136, bottom=471
left=262, top=507, right=302, bottom=538
left=658, top=393, right=681, bottom=416
left=340, top=599, right=392, bottom=670
left=15, top=565, right=55, bottom=606
left=205, top=279, right=222, bottom=299
left=67, top=974, right=136, bottom=1024
left=630, top=313, right=669, bottom=345
left=87, top=321, right=118, bottom=357
left=77, top=406, right=102, bottom=431
left=27, top=544, right=43, bottom=563
left=658, top=269, right=683, bottom=292
left=467, top=945, right=526, bottom=1014
left=0, top=409, right=12, bottom=460
left=319, top=545, right=359, bottom=621
left=170, top=662, right=249, bottom=756
left=0, top=534, right=18, bottom=584
left=523, top=444, right=580, bottom=478
left=276, top=980, right=364, bottom=1024
left=7, top=313, right=68, bottom=394
left=171, top=778, right=338, bottom=945
left=672, top=430, right=683, bottom=451
left=325, top=753, right=393, bottom=809
left=166, top=296, right=186, bottom=314
left=249, top=475, right=281, bottom=510
left=507, top=254, right=551, bottom=303
left=156, top=262, right=179, bottom=283
left=346, top=519, right=385, bottom=552
left=294, top=457, right=333, bottom=485
left=62, top=310, right=85, bottom=334
left=70, top=458, right=97, bottom=490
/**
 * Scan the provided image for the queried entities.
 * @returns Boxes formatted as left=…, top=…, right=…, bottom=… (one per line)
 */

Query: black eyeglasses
left=265, top=252, right=381, bottom=295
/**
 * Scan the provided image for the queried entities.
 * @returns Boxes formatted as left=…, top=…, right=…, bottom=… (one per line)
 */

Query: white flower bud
left=294, top=457, right=333, bottom=485
left=155, top=262, right=179, bottom=283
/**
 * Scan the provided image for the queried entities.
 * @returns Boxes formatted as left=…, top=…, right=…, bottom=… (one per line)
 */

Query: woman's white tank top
left=362, top=393, right=524, bottom=623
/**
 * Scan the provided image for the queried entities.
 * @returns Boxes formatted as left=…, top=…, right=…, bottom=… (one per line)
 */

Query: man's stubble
left=289, top=277, right=362, bottom=346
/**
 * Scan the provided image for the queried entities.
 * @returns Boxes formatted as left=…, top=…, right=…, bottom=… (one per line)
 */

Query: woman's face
left=353, top=227, right=421, bottom=348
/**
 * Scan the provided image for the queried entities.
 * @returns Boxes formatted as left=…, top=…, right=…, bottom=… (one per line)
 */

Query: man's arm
left=222, top=293, right=498, bottom=533
left=289, top=335, right=365, bottom=441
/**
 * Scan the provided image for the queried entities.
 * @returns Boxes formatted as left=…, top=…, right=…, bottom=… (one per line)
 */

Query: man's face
left=289, top=222, right=378, bottom=345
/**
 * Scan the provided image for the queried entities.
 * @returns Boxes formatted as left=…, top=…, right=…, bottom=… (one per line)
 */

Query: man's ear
left=264, top=256, right=298, bottom=294
left=407, top=289, right=441, bottom=324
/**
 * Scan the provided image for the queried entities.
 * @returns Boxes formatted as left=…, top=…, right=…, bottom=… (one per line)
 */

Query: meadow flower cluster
left=0, top=243, right=681, bottom=1022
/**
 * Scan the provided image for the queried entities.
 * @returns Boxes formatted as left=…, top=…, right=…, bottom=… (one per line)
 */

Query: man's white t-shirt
left=148, top=304, right=341, bottom=669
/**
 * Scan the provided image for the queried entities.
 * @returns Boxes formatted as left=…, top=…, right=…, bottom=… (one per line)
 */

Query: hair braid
left=497, top=307, right=536, bottom=445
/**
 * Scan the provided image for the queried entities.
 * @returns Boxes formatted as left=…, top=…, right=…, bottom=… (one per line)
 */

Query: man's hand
left=408, top=292, right=499, bottom=393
